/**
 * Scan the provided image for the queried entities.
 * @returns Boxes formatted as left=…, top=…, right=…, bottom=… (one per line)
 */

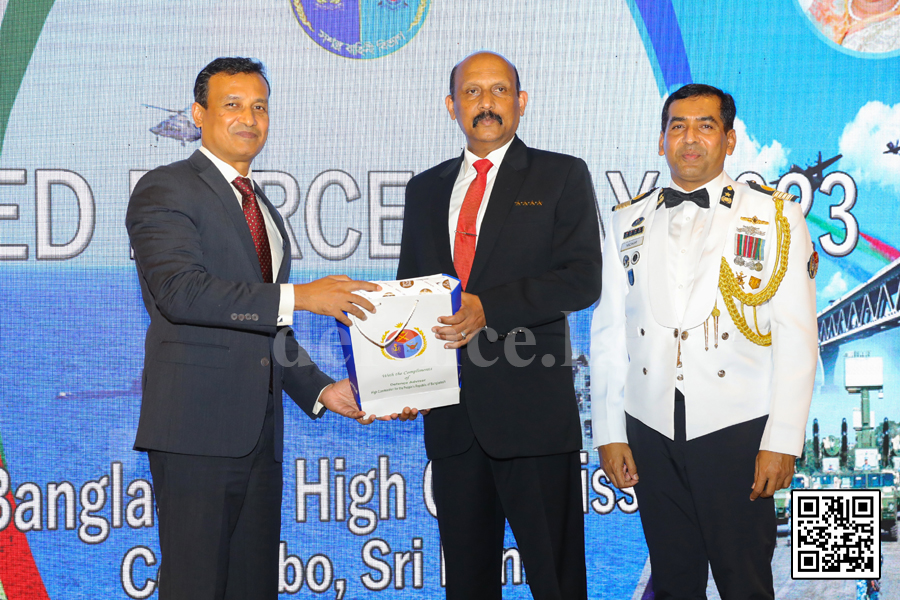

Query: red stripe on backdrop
left=0, top=452, right=51, bottom=600
left=859, top=231, right=900, bottom=262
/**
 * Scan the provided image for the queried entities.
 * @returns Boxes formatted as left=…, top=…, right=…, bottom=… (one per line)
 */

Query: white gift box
left=337, top=274, right=461, bottom=416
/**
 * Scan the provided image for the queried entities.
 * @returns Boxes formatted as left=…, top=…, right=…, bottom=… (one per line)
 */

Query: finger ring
left=460, top=330, right=467, bottom=339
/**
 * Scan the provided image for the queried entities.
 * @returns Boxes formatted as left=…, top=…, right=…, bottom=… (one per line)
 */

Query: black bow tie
left=663, top=187, right=710, bottom=209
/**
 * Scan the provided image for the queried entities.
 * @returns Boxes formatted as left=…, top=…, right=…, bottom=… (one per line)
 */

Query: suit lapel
left=190, top=150, right=265, bottom=282
left=434, top=155, right=464, bottom=277
left=466, top=137, right=528, bottom=290
left=681, top=175, right=737, bottom=328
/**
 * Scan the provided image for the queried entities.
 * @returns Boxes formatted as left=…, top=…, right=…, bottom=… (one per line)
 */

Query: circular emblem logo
left=290, top=0, right=430, bottom=59
left=382, top=328, right=427, bottom=360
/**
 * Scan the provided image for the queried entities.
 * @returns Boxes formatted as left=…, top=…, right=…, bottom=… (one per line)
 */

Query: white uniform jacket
left=591, top=173, right=818, bottom=456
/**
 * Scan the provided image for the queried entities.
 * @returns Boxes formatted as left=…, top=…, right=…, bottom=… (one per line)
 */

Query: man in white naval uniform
left=591, top=84, right=818, bottom=600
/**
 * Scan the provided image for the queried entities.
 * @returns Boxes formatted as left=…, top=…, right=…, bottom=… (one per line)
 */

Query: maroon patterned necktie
left=232, top=176, right=273, bottom=283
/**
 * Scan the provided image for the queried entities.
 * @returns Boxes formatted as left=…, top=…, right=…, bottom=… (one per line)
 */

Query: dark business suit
left=126, top=150, right=332, bottom=599
left=397, top=136, right=602, bottom=599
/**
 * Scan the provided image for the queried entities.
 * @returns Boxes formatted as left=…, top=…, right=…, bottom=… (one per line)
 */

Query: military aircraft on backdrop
left=772, top=151, right=842, bottom=189
left=143, top=104, right=201, bottom=145
left=885, top=141, right=900, bottom=155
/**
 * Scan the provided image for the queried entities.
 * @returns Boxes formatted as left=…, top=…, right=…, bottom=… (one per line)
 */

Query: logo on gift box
left=382, top=327, right=427, bottom=360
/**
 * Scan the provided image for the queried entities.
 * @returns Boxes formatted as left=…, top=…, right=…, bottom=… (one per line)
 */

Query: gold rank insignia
left=613, top=188, right=656, bottom=212
left=747, top=180, right=798, bottom=203
left=741, top=215, right=769, bottom=225
left=719, top=186, right=735, bottom=208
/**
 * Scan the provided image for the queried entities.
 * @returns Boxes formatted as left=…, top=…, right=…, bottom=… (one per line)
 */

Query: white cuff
left=313, top=383, right=332, bottom=416
left=277, top=284, right=294, bottom=326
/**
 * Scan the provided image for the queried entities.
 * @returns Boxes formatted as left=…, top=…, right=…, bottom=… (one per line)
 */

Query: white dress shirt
left=199, top=146, right=294, bottom=326
left=447, top=137, right=515, bottom=255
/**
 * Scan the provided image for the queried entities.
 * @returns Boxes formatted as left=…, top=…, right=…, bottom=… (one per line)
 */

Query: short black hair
left=448, top=53, right=521, bottom=99
left=194, top=57, right=269, bottom=108
left=661, top=83, right=736, bottom=132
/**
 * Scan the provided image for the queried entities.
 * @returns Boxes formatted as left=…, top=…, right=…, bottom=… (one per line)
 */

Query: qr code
left=791, top=489, right=881, bottom=579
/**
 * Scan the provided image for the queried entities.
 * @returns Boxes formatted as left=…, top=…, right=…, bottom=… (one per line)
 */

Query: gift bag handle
left=350, top=300, right=419, bottom=348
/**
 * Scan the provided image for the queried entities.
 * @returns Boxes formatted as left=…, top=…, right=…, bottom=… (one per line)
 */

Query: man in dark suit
left=396, top=52, right=602, bottom=600
left=126, top=57, right=385, bottom=600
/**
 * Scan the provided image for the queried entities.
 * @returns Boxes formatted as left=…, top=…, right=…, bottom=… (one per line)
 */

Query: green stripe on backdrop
left=0, top=0, right=57, bottom=154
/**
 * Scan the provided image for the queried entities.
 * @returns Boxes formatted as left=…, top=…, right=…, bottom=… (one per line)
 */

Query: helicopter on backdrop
left=143, top=104, right=201, bottom=145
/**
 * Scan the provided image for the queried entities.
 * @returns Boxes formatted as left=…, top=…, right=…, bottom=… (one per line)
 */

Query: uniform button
left=251, top=314, right=259, bottom=321
left=721, top=332, right=729, bottom=340
left=673, top=329, right=679, bottom=338
left=681, top=331, right=689, bottom=340
left=717, top=370, right=725, bottom=378
left=677, top=374, right=683, bottom=381
left=681, top=249, right=686, bottom=254
left=642, top=367, right=648, bottom=375
left=231, top=313, right=238, bottom=320
left=640, top=328, right=645, bottom=336
left=261, top=358, right=270, bottom=367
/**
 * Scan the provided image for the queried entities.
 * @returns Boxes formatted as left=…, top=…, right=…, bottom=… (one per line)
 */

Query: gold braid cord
left=717, top=197, right=791, bottom=347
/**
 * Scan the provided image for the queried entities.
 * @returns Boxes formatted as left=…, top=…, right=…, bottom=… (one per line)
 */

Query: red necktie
left=453, top=158, right=493, bottom=290
left=232, top=176, right=273, bottom=283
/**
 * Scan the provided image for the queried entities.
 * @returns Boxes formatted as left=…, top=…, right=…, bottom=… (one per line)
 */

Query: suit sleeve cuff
left=277, top=284, right=294, bottom=326
left=313, top=383, right=332, bottom=416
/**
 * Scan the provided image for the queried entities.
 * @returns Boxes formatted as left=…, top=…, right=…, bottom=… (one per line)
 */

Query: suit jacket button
left=238, top=314, right=245, bottom=321
left=681, top=331, right=689, bottom=340
left=673, top=329, right=679, bottom=338
left=677, top=374, right=683, bottom=381
left=717, top=370, right=725, bottom=378
left=252, top=314, right=259, bottom=321
left=640, top=328, right=645, bottom=336
left=261, top=358, right=270, bottom=367
left=721, top=332, right=729, bottom=340
left=642, top=367, right=648, bottom=375
left=245, top=313, right=252, bottom=320
left=231, top=313, right=238, bottom=320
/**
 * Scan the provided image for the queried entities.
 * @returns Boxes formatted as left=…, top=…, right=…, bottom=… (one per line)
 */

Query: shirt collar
left=669, top=170, right=727, bottom=201
left=462, top=137, right=515, bottom=176
left=199, top=146, right=254, bottom=188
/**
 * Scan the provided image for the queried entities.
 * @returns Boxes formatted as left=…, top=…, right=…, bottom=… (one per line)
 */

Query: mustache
left=472, top=111, right=503, bottom=127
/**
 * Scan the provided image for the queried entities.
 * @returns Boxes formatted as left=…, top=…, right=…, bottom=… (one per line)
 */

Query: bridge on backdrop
left=818, top=258, right=900, bottom=387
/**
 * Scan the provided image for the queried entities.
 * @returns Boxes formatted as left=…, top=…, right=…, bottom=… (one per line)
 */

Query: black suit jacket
left=397, top=137, right=602, bottom=460
left=126, top=150, right=333, bottom=459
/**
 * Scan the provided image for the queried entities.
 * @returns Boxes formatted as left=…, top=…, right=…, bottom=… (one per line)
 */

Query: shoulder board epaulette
left=612, top=188, right=656, bottom=212
left=746, top=180, right=798, bottom=203
left=719, top=185, right=735, bottom=208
